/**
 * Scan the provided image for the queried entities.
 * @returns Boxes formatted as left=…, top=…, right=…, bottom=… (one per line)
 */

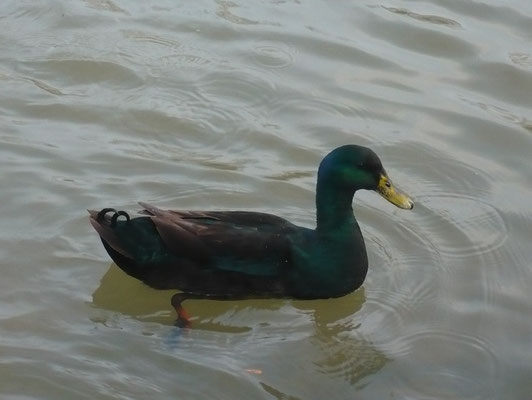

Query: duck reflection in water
left=92, top=265, right=389, bottom=386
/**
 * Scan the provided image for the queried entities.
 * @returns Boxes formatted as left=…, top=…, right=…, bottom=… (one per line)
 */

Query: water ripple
left=390, top=329, right=499, bottom=400
left=22, top=77, right=65, bottom=96
left=383, top=6, right=462, bottom=28
left=198, top=67, right=275, bottom=111
left=83, top=0, right=127, bottom=14
left=215, top=0, right=259, bottom=25
left=250, top=42, right=296, bottom=69
left=361, top=11, right=477, bottom=59
left=509, top=52, right=532, bottom=69
left=21, top=59, right=143, bottom=88
left=313, top=336, right=389, bottom=385
left=121, top=30, right=182, bottom=49
left=416, top=193, right=508, bottom=258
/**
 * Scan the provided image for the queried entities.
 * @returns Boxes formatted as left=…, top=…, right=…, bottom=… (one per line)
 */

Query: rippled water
left=1, top=1, right=532, bottom=399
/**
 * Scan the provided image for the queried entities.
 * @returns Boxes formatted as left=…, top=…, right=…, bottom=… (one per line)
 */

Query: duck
left=89, top=144, right=413, bottom=326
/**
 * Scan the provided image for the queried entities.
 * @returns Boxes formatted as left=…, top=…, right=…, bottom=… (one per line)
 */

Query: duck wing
left=139, top=202, right=294, bottom=229
left=138, top=202, right=301, bottom=277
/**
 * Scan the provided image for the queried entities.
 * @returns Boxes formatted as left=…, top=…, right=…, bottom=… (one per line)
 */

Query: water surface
left=1, top=1, right=532, bottom=399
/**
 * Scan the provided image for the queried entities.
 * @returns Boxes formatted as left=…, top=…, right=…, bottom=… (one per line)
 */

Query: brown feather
left=150, top=216, right=212, bottom=263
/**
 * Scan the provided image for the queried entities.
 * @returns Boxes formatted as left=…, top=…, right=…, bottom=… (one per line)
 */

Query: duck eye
left=385, top=180, right=391, bottom=188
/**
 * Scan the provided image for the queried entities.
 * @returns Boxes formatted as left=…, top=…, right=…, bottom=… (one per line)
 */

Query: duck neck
left=315, top=179, right=358, bottom=233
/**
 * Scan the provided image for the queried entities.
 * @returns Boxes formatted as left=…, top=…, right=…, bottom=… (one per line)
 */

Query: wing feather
left=139, top=202, right=297, bottom=277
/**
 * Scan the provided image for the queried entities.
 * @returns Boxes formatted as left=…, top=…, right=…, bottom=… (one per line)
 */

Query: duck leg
left=171, top=293, right=206, bottom=328
left=171, top=293, right=242, bottom=327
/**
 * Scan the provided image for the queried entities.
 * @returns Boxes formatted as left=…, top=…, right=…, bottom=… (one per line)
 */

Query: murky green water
left=1, top=1, right=532, bottom=399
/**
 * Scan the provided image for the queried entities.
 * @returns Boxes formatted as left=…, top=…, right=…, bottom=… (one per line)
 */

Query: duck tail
left=88, top=208, right=134, bottom=259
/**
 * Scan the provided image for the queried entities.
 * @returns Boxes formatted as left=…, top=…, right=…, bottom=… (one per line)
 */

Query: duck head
left=318, top=144, right=413, bottom=210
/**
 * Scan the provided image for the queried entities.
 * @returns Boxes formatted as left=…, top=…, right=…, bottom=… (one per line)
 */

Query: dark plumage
left=89, top=145, right=413, bottom=326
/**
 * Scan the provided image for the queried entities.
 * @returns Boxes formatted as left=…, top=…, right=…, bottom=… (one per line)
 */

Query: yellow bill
left=376, top=174, right=414, bottom=210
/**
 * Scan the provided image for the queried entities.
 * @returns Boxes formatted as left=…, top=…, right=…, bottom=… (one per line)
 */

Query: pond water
left=1, top=1, right=532, bottom=399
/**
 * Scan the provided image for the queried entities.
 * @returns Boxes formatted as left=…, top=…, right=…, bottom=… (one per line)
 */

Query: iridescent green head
left=318, top=145, right=413, bottom=209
